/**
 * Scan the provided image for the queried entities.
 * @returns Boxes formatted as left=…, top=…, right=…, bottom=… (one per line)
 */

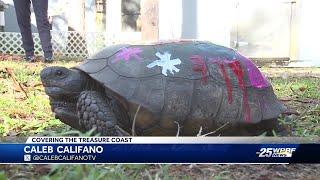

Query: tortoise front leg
left=77, top=91, right=128, bottom=136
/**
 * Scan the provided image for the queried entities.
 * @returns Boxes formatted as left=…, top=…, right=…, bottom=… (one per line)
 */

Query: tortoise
left=40, top=40, right=288, bottom=136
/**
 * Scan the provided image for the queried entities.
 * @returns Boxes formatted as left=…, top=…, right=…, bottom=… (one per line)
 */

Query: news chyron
left=0, top=137, right=319, bottom=163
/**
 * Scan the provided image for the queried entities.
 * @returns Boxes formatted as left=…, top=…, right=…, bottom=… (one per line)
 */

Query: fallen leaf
left=33, top=165, right=52, bottom=175
left=299, top=86, right=307, bottom=92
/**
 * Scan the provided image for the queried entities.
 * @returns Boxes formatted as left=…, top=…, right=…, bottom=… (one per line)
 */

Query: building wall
left=85, top=0, right=96, bottom=32
left=158, top=0, right=182, bottom=40
left=159, top=0, right=319, bottom=66
left=2, top=0, right=320, bottom=66
left=159, top=0, right=234, bottom=47
left=292, top=0, right=320, bottom=66
left=197, top=0, right=235, bottom=47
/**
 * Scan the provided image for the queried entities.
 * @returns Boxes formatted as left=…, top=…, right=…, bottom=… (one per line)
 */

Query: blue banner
left=0, top=143, right=319, bottom=163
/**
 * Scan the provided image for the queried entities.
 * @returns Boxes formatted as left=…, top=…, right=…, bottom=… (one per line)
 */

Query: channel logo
left=257, top=148, right=296, bottom=157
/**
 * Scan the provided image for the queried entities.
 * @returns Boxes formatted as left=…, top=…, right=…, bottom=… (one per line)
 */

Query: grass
left=270, top=77, right=320, bottom=136
left=0, top=60, right=70, bottom=136
left=0, top=57, right=319, bottom=179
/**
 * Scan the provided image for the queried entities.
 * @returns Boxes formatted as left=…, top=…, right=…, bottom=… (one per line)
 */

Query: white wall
left=159, top=0, right=235, bottom=47
left=106, top=0, right=121, bottom=37
left=159, top=0, right=319, bottom=66
left=158, top=0, right=182, bottom=40
left=196, top=0, right=235, bottom=47
left=291, top=0, right=320, bottom=67
left=2, top=0, right=320, bottom=66
left=85, top=0, right=96, bottom=32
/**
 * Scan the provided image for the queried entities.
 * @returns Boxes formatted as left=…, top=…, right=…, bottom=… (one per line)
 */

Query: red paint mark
left=190, top=55, right=208, bottom=84
left=227, top=61, right=251, bottom=123
left=218, top=63, right=233, bottom=104
left=209, top=58, right=233, bottom=104
left=208, top=57, right=252, bottom=122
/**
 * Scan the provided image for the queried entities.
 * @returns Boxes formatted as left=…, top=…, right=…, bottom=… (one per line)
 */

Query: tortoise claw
left=54, top=107, right=84, bottom=131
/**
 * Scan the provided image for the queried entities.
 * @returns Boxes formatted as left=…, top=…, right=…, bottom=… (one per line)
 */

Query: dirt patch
left=261, top=68, right=320, bottom=78
left=165, top=164, right=320, bottom=179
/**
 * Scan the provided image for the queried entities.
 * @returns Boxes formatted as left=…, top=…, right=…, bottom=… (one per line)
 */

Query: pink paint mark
left=112, top=47, right=143, bottom=63
left=236, top=52, right=270, bottom=88
left=227, top=61, right=251, bottom=123
left=190, top=55, right=208, bottom=84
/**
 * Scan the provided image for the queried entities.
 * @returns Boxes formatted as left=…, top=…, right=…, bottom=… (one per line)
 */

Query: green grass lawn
left=0, top=59, right=319, bottom=179
left=270, top=77, right=320, bottom=136
left=0, top=60, right=76, bottom=136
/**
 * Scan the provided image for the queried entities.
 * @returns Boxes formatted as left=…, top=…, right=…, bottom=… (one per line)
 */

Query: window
left=96, top=0, right=106, bottom=13
left=121, top=0, right=141, bottom=32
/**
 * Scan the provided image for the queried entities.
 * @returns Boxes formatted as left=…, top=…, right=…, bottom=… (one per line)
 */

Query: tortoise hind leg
left=77, top=91, right=128, bottom=136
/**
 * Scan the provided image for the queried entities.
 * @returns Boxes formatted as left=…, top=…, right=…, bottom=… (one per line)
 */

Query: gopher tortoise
left=40, top=41, right=287, bottom=136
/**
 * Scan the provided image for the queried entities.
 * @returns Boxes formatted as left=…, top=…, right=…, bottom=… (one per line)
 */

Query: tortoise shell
left=74, top=41, right=286, bottom=135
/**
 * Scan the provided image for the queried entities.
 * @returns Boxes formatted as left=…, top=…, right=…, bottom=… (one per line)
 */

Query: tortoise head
left=40, top=66, right=86, bottom=129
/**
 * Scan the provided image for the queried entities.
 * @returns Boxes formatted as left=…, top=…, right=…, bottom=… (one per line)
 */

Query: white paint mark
left=147, top=52, right=181, bottom=76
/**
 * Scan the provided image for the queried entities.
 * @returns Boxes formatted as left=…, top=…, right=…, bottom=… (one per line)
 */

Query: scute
left=162, top=78, right=194, bottom=122
left=167, top=43, right=205, bottom=79
left=89, top=66, right=119, bottom=85
left=109, top=45, right=161, bottom=78
left=76, top=44, right=130, bottom=74
left=128, top=77, right=165, bottom=112
left=188, top=82, right=223, bottom=120
left=88, top=44, right=130, bottom=60
left=108, top=43, right=210, bottom=79
left=76, top=59, right=108, bottom=74
left=107, top=76, right=139, bottom=99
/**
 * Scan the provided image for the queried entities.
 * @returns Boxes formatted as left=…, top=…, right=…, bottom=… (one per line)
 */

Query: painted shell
left=74, top=41, right=286, bottom=135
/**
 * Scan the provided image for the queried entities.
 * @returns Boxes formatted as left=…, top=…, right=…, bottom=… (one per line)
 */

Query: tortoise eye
left=56, top=70, right=63, bottom=77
